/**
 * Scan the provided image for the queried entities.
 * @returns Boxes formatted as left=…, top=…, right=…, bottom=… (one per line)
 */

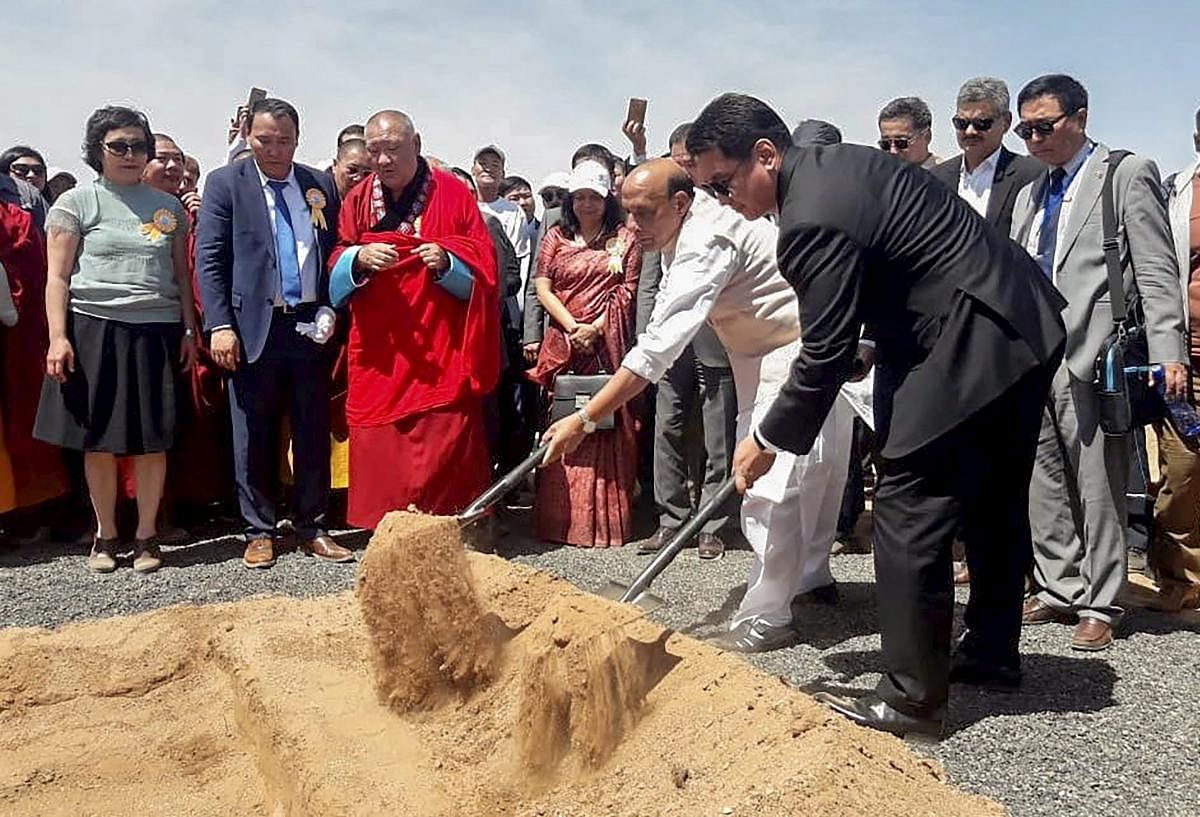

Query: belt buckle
left=280, top=303, right=297, bottom=315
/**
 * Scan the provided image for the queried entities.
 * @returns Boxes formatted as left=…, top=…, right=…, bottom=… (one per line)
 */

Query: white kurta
left=621, top=190, right=859, bottom=629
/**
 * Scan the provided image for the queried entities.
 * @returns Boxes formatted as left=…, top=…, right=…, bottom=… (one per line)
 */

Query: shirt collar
left=1056, top=140, right=1094, bottom=178
left=255, top=162, right=297, bottom=190
left=962, top=147, right=1001, bottom=179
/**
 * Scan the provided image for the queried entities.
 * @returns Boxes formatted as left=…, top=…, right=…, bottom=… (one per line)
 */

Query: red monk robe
left=0, top=201, right=69, bottom=514
left=328, top=166, right=499, bottom=528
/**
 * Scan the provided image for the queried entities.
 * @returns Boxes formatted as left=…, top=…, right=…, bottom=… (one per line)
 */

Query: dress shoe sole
left=243, top=558, right=277, bottom=570
left=1070, top=636, right=1113, bottom=652
left=300, top=549, right=355, bottom=564
left=697, top=549, right=724, bottom=561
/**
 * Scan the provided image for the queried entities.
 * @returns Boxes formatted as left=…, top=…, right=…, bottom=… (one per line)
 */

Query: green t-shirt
left=47, top=179, right=188, bottom=324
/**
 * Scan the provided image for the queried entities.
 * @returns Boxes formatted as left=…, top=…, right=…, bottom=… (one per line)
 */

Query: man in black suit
left=930, top=77, right=1044, bottom=237
left=688, top=93, right=1067, bottom=739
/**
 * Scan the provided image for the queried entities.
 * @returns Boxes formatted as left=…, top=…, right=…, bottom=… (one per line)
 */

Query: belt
left=274, top=302, right=318, bottom=316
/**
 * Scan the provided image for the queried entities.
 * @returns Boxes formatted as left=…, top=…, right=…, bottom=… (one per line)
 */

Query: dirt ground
left=0, top=513, right=1004, bottom=817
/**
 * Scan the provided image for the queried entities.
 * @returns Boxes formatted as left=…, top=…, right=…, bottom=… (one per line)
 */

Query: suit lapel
left=1055, top=145, right=1108, bottom=265
left=985, top=148, right=1014, bottom=227
left=243, top=160, right=277, bottom=266
left=1014, top=171, right=1046, bottom=246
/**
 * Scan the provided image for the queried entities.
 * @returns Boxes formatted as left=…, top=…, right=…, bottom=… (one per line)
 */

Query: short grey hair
left=956, top=77, right=1011, bottom=115
left=878, top=97, right=932, bottom=131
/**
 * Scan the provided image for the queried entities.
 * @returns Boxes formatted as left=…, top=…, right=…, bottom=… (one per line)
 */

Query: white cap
left=537, top=170, right=570, bottom=193
left=567, top=160, right=610, bottom=198
left=473, top=144, right=506, bottom=165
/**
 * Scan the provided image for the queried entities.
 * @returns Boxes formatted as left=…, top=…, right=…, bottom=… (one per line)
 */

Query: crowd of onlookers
left=1, top=72, right=1197, bottom=653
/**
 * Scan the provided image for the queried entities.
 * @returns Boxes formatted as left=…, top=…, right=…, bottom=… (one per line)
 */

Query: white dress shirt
left=1023, top=141, right=1095, bottom=285
left=957, top=148, right=1002, bottom=217
left=622, top=190, right=800, bottom=384
left=255, top=163, right=319, bottom=305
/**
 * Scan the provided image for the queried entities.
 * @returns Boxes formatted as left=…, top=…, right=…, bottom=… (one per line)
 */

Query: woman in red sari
left=527, top=160, right=641, bottom=547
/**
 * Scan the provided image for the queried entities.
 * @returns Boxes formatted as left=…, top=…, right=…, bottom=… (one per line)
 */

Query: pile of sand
left=0, top=512, right=1004, bottom=817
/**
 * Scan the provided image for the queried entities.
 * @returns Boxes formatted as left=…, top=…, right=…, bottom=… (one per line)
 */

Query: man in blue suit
left=197, top=97, right=353, bottom=569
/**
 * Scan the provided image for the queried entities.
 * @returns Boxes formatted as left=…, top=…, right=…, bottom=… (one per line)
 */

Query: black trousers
left=872, top=364, right=1052, bottom=716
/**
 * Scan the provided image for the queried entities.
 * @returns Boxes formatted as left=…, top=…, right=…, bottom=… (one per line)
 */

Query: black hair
left=1017, top=74, right=1088, bottom=116
left=337, top=123, right=364, bottom=145
left=0, top=145, right=46, bottom=175
left=151, top=133, right=181, bottom=151
left=82, top=106, right=155, bottom=173
left=877, top=97, right=932, bottom=131
left=668, top=122, right=693, bottom=149
left=686, top=93, right=791, bottom=160
left=667, top=171, right=695, bottom=199
left=571, top=143, right=616, bottom=176
left=250, top=97, right=301, bottom=134
left=791, top=119, right=842, bottom=147
left=336, top=138, right=367, bottom=160
left=451, top=166, right=476, bottom=192
left=559, top=189, right=622, bottom=241
left=499, top=175, right=531, bottom=196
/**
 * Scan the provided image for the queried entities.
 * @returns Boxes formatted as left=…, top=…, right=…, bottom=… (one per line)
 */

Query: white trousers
left=727, top=339, right=855, bottom=628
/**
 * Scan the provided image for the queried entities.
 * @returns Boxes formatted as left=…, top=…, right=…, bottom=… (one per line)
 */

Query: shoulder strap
left=1101, top=150, right=1132, bottom=331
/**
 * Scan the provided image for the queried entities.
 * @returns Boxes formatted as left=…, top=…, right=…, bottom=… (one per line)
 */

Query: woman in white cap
left=527, top=160, right=642, bottom=547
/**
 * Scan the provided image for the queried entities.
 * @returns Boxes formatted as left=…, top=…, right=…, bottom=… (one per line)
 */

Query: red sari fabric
left=0, top=201, right=69, bottom=512
left=329, top=168, right=499, bottom=525
left=527, top=225, right=642, bottom=547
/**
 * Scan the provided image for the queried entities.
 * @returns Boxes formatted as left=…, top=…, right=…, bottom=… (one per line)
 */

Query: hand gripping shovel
left=598, top=476, right=738, bottom=612
left=458, top=442, right=550, bottom=526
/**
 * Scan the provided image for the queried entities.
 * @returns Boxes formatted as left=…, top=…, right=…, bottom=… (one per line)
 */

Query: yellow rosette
left=141, top=208, right=179, bottom=241
left=305, top=188, right=328, bottom=231
left=605, top=237, right=626, bottom=277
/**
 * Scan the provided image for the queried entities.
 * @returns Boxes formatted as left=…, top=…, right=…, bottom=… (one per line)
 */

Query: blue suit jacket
left=196, top=160, right=340, bottom=364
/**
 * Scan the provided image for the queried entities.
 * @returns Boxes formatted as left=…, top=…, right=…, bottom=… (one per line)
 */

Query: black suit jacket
left=760, top=145, right=1066, bottom=459
left=929, top=146, right=1044, bottom=238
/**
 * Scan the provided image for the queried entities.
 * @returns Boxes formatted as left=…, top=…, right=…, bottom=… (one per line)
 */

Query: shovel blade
left=597, top=581, right=666, bottom=613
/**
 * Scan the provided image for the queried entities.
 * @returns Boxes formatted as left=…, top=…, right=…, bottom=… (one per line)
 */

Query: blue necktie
left=267, top=180, right=303, bottom=306
left=1035, top=167, right=1068, bottom=279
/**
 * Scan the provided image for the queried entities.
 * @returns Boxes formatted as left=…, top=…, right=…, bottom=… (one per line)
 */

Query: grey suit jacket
left=930, top=146, right=1044, bottom=238
left=1011, top=142, right=1186, bottom=380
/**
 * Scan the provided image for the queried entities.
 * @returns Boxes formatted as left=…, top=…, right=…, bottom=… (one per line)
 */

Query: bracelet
left=184, top=327, right=195, bottom=339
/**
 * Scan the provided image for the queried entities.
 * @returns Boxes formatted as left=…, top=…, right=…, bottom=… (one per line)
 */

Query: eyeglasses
left=878, top=137, right=914, bottom=151
left=952, top=116, right=995, bottom=132
left=103, top=140, right=149, bottom=158
left=9, top=163, right=46, bottom=178
left=1013, top=113, right=1069, bottom=140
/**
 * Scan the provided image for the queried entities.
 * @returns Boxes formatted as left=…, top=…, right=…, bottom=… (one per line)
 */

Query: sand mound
left=0, top=518, right=1005, bottom=816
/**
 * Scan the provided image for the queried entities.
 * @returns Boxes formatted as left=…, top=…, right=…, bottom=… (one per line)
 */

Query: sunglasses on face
left=878, top=137, right=913, bottom=151
left=1013, top=112, right=1069, bottom=141
left=952, top=116, right=995, bottom=132
left=103, top=140, right=149, bottom=158
left=9, top=163, right=45, bottom=177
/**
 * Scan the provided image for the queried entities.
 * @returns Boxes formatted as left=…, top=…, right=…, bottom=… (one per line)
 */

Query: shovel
left=457, top=442, right=550, bottom=526
left=598, top=476, right=738, bottom=612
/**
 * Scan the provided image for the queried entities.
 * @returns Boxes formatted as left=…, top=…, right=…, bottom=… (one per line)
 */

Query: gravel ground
left=1, top=511, right=1198, bottom=817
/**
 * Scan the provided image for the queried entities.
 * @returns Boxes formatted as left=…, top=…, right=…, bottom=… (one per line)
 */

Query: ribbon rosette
left=605, top=237, right=627, bottom=277
left=305, top=188, right=328, bottom=231
left=141, top=207, right=179, bottom=241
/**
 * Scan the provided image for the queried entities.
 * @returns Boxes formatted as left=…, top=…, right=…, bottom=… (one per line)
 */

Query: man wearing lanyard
left=1011, top=74, right=1187, bottom=651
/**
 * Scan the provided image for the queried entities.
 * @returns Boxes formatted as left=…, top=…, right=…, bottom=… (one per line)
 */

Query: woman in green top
left=34, top=106, right=199, bottom=574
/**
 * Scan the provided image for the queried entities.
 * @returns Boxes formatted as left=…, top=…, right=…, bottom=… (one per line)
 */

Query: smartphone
left=247, top=87, right=268, bottom=110
left=626, top=97, right=648, bottom=126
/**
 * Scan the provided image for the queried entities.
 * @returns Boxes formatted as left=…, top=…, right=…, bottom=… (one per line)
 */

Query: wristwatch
left=578, top=408, right=598, bottom=434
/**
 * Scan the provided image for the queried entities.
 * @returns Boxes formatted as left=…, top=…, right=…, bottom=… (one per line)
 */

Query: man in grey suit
left=1010, top=74, right=1188, bottom=651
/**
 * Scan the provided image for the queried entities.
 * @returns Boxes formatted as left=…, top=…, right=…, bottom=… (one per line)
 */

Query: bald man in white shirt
left=542, top=159, right=863, bottom=652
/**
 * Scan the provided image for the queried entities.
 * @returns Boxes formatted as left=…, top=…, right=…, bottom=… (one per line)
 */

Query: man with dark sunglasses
left=931, top=77, right=1043, bottom=237
left=1011, top=73, right=1187, bottom=652
left=877, top=96, right=940, bottom=170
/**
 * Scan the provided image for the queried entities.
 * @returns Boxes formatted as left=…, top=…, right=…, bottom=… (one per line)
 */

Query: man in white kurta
left=542, top=159, right=863, bottom=651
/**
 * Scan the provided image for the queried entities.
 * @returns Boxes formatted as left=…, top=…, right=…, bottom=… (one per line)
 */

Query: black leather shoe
left=708, top=619, right=799, bottom=653
left=635, top=526, right=680, bottom=555
left=794, top=582, right=840, bottom=606
left=813, top=692, right=944, bottom=741
left=949, top=654, right=1021, bottom=689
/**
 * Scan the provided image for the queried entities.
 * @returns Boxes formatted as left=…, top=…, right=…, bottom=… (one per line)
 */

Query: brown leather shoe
left=1071, top=618, right=1114, bottom=651
left=696, top=532, right=726, bottom=560
left=635, top=526, right=679, bottom=555
left=1022, top=596, right=1074, bottom=626
left=243, top=537, right=276, bottom=569
left=299, top=534, right=354, bottom=563
left=953, top=561, right=970, bottom=585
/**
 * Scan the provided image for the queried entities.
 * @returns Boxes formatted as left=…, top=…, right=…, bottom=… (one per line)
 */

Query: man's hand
left=46, top=336, right=75, bottom=383
left=210, top=328, right=241, bottom=371
left=1151, top=361, right=1190, bottom=403
left=541, top=412, right=588, bottom=467
left=523, top=342, right=540, bottom=364
left=848, top=342, right=875, bottom=382
left=732, top=435, right=777, bottom=494
left=412, top=243, right=450, bottom=273
left=181, top=191, right=202, bottom=217
left=622, top=118, right=647, bottom=158
left=228, top=105, right=249, bottom=145
left=354, top=243, right=400, bottom=277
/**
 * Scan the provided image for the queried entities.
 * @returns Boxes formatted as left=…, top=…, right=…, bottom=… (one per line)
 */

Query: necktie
left=267, top=180, right=303, bottom=306
left=1035, top=167, right=1068, bottom=279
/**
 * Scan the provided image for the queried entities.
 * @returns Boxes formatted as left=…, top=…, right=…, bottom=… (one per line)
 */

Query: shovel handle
left=620, top=476, right=738, bottom=604
left=459, top=442, right=550, bottom=523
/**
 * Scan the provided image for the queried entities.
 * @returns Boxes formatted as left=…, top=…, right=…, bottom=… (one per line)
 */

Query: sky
left=4, top=0, right=1199, bottom=189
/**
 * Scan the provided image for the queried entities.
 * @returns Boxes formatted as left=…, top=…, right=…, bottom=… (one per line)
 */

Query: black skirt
left=34, top=312, right=182, bottom=455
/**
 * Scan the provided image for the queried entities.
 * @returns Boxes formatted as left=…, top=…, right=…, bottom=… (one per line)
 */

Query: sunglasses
left=103, top=140, right=150, bottom=158
left=9, top=163, right=46, bottom=177
left=878, top=137, right=914, bottom=151
left=952, top=116, right=995, bottom=132
left=1013, top=112, right=1069, bottom=141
